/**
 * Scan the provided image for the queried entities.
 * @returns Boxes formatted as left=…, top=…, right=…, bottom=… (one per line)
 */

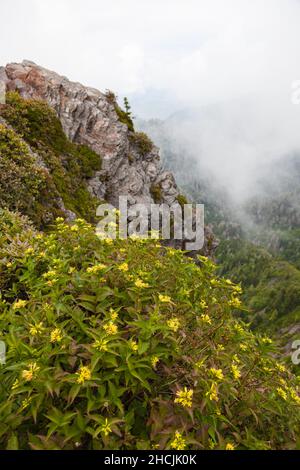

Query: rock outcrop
left=0, top=60, right=216, bottom=256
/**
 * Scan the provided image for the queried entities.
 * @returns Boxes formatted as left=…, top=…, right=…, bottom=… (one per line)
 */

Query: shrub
left=0, top=212, right=299, bottom=450
left=0, top=92, right=101, bottom=224
left=130, top=132, right=153, bottom=156
left=150, top=183, right=163, bottom=203
left=176, top=194, right=188, bottom=208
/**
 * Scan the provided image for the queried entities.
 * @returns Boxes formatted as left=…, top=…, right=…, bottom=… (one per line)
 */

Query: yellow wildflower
left=229, top=297, right=242, bottom=309
left=6, top=262, right=12, bottom=268
left=200, top=314, right=211, bottom=325
left=29, top=322, right=44, bottom=337
left=277, top=363, right=286, bottom=373
left=21, top=362, right=40, bottom=382
left=13, top=299, right=27, bottom=310
left=134, top=279, right=149, bottom=288
left=25, top=247, right=34, bottom=255
left=151, top=356, right=159, bottom=369
left=109, top=308, right=118, bottom=321
left=210, top=368, right=224, bottom=381
left=167, top=318, right=180, bottom=332
left=20, top=397, right=33, bottom=411
left=100, top=418, right=112, bottom=437
left=118, top=262, right=129, bottom=272
left=68, top=267, right=76, bottom=274
left=42, top=270, right=57, bottom=279
left=289, top=388, right=300, bottom=405
left=170, top=432, right=186, bottom=450
left=231, top=364, right=241, bottom=380
left=226, top=443, right=235, bottom=450
left=50, top=328, right=63, bottom=343
left=174, top=387, right=193, bottom=408
left=200, top=300, right=208, bottom=309
left=76, top=365, right=92, bottom=384
left=87, top=264, right=106, bottom=274
left=206, top=383, right=219, bottom=402
left=129, top=340, right=138, bottom=352
left=217, top=344, right=225, bottom=351
left=93, top=339, right=109, bottom=352
left=262, top=337, right=273, bottom=345
left=277, top=387, right=287, bottom=401
left=158, top=294, right=172, bottom=303
left=103, top=322, right=118, bottom=335
left=12, top=379, right=19, bottom=390
left=70, top=225, right=79, bottom=232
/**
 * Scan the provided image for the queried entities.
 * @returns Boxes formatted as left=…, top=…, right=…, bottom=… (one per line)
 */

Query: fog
left=1, top=0, right=300, bottom=200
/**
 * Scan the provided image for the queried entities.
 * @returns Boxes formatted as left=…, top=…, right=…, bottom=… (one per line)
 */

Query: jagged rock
left=1, top=60, right=216, bottom=257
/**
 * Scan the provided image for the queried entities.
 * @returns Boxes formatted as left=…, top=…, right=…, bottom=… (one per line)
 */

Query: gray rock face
left=1, top=60, right=216, bottom=256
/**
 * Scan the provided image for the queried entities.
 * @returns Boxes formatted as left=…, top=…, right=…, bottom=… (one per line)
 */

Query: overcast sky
left=2, top=0, right=300, bottom=196
left=1, top=0, right=300, bottom=114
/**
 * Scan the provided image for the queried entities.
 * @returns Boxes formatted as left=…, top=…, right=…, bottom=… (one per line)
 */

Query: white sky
left=1, top=0, right=300, bottom=108
left=1, top=0, right=300, bottom=196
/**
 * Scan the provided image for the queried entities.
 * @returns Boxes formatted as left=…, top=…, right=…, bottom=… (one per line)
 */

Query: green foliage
left=217, top=239, right=300, bottom=330
left=150, top=183, right=163, bottom=203
left=0, top=211, right=299, bottom=450
left=104, top=90, right=134, bottom=132
left=130, top=132, right=153, bottom=156
left=176, top=194, right=188, bottom=208
left=0, top=92, right=101, bottom=224
left=0, top=124, right=64, bottom=227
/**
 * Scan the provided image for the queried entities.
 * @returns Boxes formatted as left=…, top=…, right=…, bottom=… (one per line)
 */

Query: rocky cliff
left=0, top=60, right=216, bottom=255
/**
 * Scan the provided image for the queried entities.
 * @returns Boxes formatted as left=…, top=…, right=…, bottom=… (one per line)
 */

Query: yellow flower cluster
left=103, top=322, right=118, bottom=335
left=93, top=338, right=109, bottom=352
left=158, top=294, right=172, bottom=303
left=151, top=356, right=159, bottom=369
left=170, top=432, right=186, bottom=450
left=118, top=262, right=129, bottom=272
left=86, top=264, right=106, bottom=274
left=76, top=365, right=92, bottom=384
left=21, top=362, right=40, bottom=382
left=42, top=270, right=57, bottom=279
left=100, top=418, right=112, bottom=437
left=210, top=368, right=224, bottom=381
left=231, top=364, right=241, bottom=380
left=200, top=300, right=208, bottom=310
left=226, top=443, right=235, bottom=450
left=200, top=314, right=212, bottom=325
left=129, top=340, right=138, bottom=352
left=174, top=387, right=193, bottom=408
left=29, top=322, right=44, bottom=336
left=109, top=308, right=118, bottom=321
left=134, top=279, right=149, bottom=288
left=206, top=383, right=219, bottom=402
left=50, top=328, right=63, bottom=343
left=167, top=318, right=180, bottom=332
left=13, top=299, right=27, bottom=310
left=229, top=297, right=242, bottom=309
left=277, top=387, right=287, bottom=401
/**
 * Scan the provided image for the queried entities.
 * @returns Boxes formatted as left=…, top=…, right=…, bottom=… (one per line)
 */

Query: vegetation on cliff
left=0, top=92, right=101, bottom=226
